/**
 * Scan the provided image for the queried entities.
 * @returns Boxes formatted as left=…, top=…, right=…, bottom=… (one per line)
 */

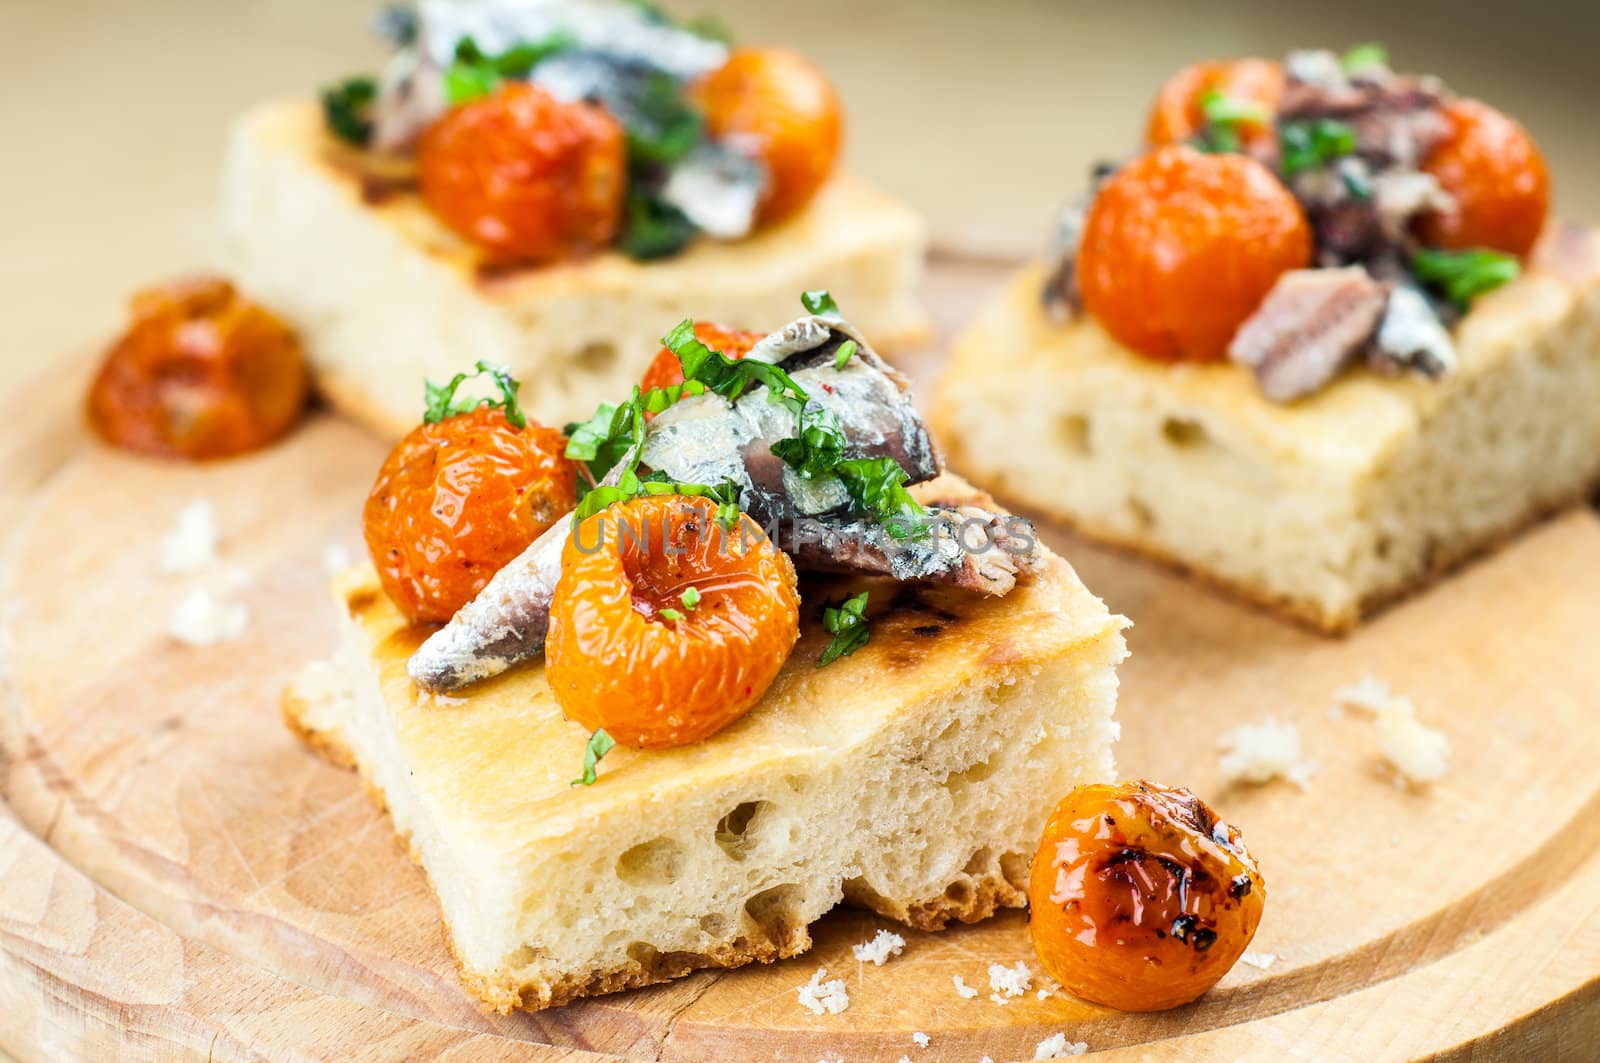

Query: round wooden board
left=3, top=261, right=1598, bottom=1062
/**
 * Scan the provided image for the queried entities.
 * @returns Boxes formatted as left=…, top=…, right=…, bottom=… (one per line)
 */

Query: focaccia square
left=284, top=477, right=1128, bottom=1011
left=933, top=227, right=1600, bottom=632
left=221, top=100, right=930, bottom=439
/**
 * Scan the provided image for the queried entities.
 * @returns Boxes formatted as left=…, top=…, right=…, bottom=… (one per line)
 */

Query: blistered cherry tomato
left=1028, top=781, right=1265, bottom=1012
left=364, top=406, right=576, bottom=623
left=1146, top=58, right=1284, bottom=150
left=418, top=82, right=626, bottom=263
left=638, top=321, right=764, bottom=393
left=1078, top=144, right=1312, bottom=362
left=691, top=47, right=843, bottom=224
left=546, top=495, right=800, bottom=748
left=86, top=277, right=308, bottom=460
left=1417, top=98, right=1550, bottom=258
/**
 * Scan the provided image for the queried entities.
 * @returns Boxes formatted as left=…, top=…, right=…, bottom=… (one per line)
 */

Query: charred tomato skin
left=638, top=321, right=765, bottom=393
left=1028, top=780, right=1266, bottom=1012
left=546, top=495, right=800, bottom=749
left=417, top=82, right=626, bottom=264
left=691, top=47, right=843, bottom=225
left=1078, top=144, right=1313, bottom=363
left=1146, top=58, right=1284, bottom=149
left=86, top=276, right=309, bottom=460
left=364, top=407, right=576, bottom=624
left=1417, top=98, right=1550, bottom=259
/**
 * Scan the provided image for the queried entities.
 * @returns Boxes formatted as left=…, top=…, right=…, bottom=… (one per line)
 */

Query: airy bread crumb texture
left=221, top=100, right=930, bottom=439
left=283, top=509, right=1125, bottom=1011
left=935, top=235, right=1600, bottom=632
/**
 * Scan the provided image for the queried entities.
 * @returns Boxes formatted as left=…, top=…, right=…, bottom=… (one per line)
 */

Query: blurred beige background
left=5, top=0, right=1597, bottom=384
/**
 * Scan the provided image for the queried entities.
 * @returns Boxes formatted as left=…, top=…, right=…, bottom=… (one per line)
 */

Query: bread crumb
left=797, top=968, right=849, bottom=1015
left=1333, top=675, right=1393, bottom=714
left=1034, top=1033, right=1089, bottom=1058
left=169, top=588, right=248, bottom=647
left=988, top=960, right=1032, bottom=999
left=852, top=928, right=906, bottom=965
left=952, top=974, right=978, bottom=999
left=323, top=542, right=353, bottom=574
left=1240, top=950, right=1277, bottom=970
left=911, top=1031, right=930, bottom=1047
left=160, top=499, right=219, bottom=574
left=1218, top=717, right=1315, bottom=789
left=1374, top=696, right=1449, bottom=784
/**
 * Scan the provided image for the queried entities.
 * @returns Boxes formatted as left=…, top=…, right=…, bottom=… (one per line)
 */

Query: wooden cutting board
left=3, top=260, right=1598, bottom=1062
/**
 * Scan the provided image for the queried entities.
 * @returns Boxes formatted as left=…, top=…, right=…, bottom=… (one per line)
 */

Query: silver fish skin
left=371, top=0, right=727, bottom=152
left=408, top=315, right=950, bottom=693
left=785, top=506, right=1042, bottom=597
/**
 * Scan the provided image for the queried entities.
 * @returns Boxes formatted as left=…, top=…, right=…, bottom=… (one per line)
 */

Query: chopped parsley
left=769, top=403, right=847, bottom=480
left=623, top=71, right=704, bottom=166
left=444, top=32, right=575, bottom=105
left=1279, top=118, right=1357, bottom=177
left=571, top=728, right=616, bottom=787
left=833, top=340, right=858, bottom=370
left=322, top=76, right=378, bottom=145
left=801, top=289, right=842, bottom=317
left=1193, top=89, right=1270, bottom=154
left=680, top=586, right=702, bottom=610
left=661, top=319, right=809, bottom=413
left=1412, top=248, right=1521, bottom=310
left=818, top=592, right=870, bottom=667
left=834, top=458, right=925, bottom=536
left=618, top=186, right=700, bottom=260
left=423, top=361, right=527, bottom=428
left=659, top=607, right=686, bottom=621
left=1341, top=42, right=1389, bottom=75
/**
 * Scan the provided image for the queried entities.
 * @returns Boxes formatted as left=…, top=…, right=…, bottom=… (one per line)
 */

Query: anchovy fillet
left=408, top=315, right=1034, bottom=692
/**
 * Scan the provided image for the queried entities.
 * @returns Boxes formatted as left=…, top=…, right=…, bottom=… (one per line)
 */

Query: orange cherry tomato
left=1029, top=781, right=1266, bottom=1012
left=1078, top=144, right=1312, bottom=362
left=546, top=495, right=800, bottom=749
left=1417, top=98, right=1550, bottom=258
left=86, top=276, right=308, bottom=460
left=364, top=406, right=576, bottom=623
left=638, top=321, right=764, bottom=393
left=691, top=47, right=843, bottom=224
left=417, top=82, right=626, bottom=264
left=1146, top=58, right=1284, bottom=149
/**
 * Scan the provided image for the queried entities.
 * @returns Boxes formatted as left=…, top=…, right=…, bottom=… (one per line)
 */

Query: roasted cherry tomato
left=364, top=405, right=576, bottom=623
left=1417, top=98, right=1550, bottom=258
left=1078, top=144, right=1312, bottom=362
left=638, top=321, right=764, bottom=393
left=417, top=82, right=626, bottom=263
left=1028, top=781, right=1265, bottom=1012
left=1146, top=58, right=1284, bottom=149
left=86, top=277, right=308, bottom=460
left=691, top=47, right=843, bottom=224
left=546, top=495, right=800, bottom=748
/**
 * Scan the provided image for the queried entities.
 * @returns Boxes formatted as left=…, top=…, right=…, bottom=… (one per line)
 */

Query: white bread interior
left=933, top=227, right=1600, bottom=632
left=220, top=100, right=931, bottom=439
left=283, top=477, right=1128, bottom=1011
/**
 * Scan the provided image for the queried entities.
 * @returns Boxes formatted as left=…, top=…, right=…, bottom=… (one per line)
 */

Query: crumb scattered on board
left=988, top=960, right=1033, bottom=1004
left=169, top=587, right=248, bottom=647
left=323, top=542, right=354, bottom=574
left=1240, top=950, right=1277, bottom=970
left=797, top=968, right=849, bottom=1015
left=1035, top=1033, right=1089, bottom=1058
left=1334, top=676, right=1450, bottom=784
left=852, top=928, right=906, bottom=965
left=1218, top=717, right=1315, bottom=789
left=160, top=499, right=218, bottom=574
left=160, top=498, right=250, bottom=646
left=952, top=974, right=978, bottom=999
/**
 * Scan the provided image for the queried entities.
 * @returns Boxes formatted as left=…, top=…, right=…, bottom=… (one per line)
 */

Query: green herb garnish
left=680, top=586, right=702, bottom=610
left=423, top=361, right=527, bottom=428
left=571, top=728, right=616, bottom=786
left=659, top=608, right=686, bottom=621
left=1341, top=42, right=1389, bottom=74
left=1412, top=248, right=1521, bottom=310
left=624, top=71, right=704, bottom=165
left=769, top=404, right=847, bottom=480
left=1279, top=118, right=1358, bottom=177
left=662, top=319, right=809, bottom=414
left=801, top=290, right=842, bottom=317
left=1193, top=90, right=1270, bottom=154
left=322, top=76, right=378, bottom=145
left=618, top=187, right=700, bottom=260
left=834, top=458, right=925, bottom=537
left=833, top=340, right=858, bottom=370
left=444, top=32, right=575, bottom=105
left=818, top=592, right=870, bottom=667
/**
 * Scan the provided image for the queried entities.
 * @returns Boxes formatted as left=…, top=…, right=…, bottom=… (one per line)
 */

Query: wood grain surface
left=2, top=262, right=1598, bottom=1061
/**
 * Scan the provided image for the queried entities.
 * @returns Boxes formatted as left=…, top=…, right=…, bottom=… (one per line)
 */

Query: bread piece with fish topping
left=221, top=99, right=930, bottom=440
left=933, top=226, right=1600, bottom=633
left=282, top=475, right=1126, bottom=1011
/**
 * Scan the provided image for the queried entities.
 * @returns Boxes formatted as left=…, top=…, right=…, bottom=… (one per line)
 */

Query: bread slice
left=220, top=100, right=931, bottom=439
left=283, top=477, right=1127, bottom=1011
left=932, top=226, right=1600, bottom=633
